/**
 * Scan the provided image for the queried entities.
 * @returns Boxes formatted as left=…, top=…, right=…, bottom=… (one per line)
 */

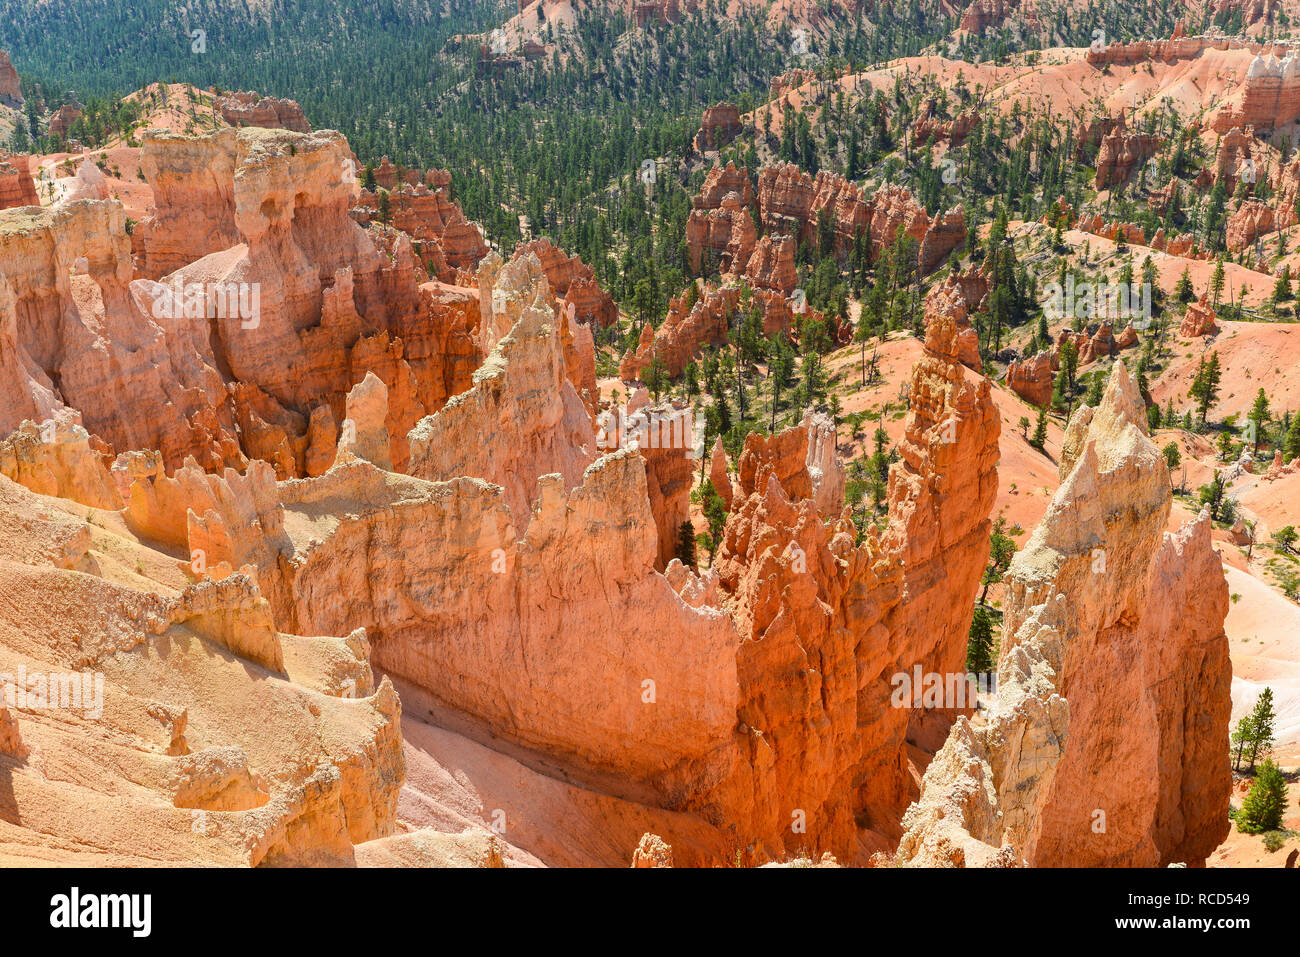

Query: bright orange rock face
left=1094, top=126, right=1160, bottom=189
left=1180, top=296, right=1219, bottom=337
left=694, top=102, right=742, bottom=152
left=619, top=283, right=737, bottom=381
left=1226, top=198, right=1275, bottom=252
left=353, top=172, right=490, bottom=278
left=0, top=152, right=38, bottom=209
left=686, top=162, right=757, bottom=275
left=0, top=111, right=1235, bottom=870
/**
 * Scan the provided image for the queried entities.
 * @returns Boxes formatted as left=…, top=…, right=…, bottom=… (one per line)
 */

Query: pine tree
left=1209, top=257, right=1226, bottom=306
left=1285, top=410, right=1300, bottom=459
left=1030, top=406, right=1048, bottom=451
left=1246, top=388, right=1270, bottom=451
left=675, top=519, right=697, bottom=568
left=1236, top=759, right=1286, bottom=834
left=1190, top=351, right=1222, bottom=424
left=1245, top=686, right=1276, bottom=771
left=966, top=604, right=996, bottom=673
left=1230, top=713, right=1254, bottom=772
left=1272, top=265, right=1292, bottom=303
left=1085, top=370, right=1104, bottom=407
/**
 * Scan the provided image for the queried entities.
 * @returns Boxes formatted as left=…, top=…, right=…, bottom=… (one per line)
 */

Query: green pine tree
left=1236, top=759, right=1286, bottom=834
left=1245, top=686, right=1277, bottom=771
left=966, top=604, right=996, bottom=673
left=1030, top=406, right=1048, bottom=451
left=675, top=519, right=697, bottom=568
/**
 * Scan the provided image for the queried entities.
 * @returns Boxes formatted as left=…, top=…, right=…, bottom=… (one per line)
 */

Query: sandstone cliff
left=0, top=152, right=38, bottom=210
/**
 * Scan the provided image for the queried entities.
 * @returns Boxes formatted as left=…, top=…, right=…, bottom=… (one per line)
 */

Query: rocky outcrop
left=0, top=417, right=122, bottom=510
left=354, top=178, right=489, bottom=275
left=1203, top=128, right=1264, bottom=193
left=1236, top=53, right=1300, bottom=130
left=744, top=234, right=797, bottom=293
left=334, top=372, right=393, bottom=470
left=912, top=99, right=978, bottom=146
left=686, top=188, right=756, bottom=276
left=407, top=252, right=597, bottom=523
left=513, top=237, right=617, bottom=327
left=0, top=152, right=38, bottom=209
left=1006, top=350, right=1055, bottom=408
left=1180, top=296, right=1218, bottom=337
left=694, top=102, right=742, bottom=152
left=129, top=128, right=460, bottom=473
left=619, top=283, right=737, bottom=381
left=957, top=0, right=1041, bottom=34
left=0, top=120, right=1020, bottom=869
left=758, top=164, right=869, bottom=258
left=696, top=162, right=752, bottom=210
left=686, top=163, right=757, bottom=276
left=924, top=271, right=984, bottom=372
left=1150, top=229, right=1206, bottom=258
left=0, top=51, right=21, bottom=107
left=895, top=363, right=1230, bottom=867
left=215, top=91, right=311, bottom=132
left=0, top=198, right=245, bottom=472
left=1006, top=324, right=1131, bottom=399
left=756, top=165, right=962, bottom=274
left=60, top=156, right=111, bottom=204
left=48, top=102, right=82, bottom=140
left=1077, top=214, right=1145, bottom=246
left=918, top=206, right=967, bottom=274
left=0, top=470, right=406, bottom=866
left=1095, top=125, right=1160, bottom=189
left=1226, top=198, right=1276, bottom=251
left=631, top=833, right=674, bottom=867
left=769, top=68, right=816, bottom=101
left=882, top=301, right=1001, bottom=751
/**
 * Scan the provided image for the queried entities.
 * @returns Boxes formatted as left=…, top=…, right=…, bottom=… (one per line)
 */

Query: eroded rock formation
left=215, top=91, right=312, bottom=132
left=895, top=363, right=1230, bottom=867
left=1095, top=124, right=1160, bottom=189
left=694, top=102, right=742, bottom=152
left=0, top=51, right=21, bottom=107
left=514, top=237, right=617, bottom=327
left=0, top=152, right=38, bottom=209
left=756, top=164, right=963, bottom=274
